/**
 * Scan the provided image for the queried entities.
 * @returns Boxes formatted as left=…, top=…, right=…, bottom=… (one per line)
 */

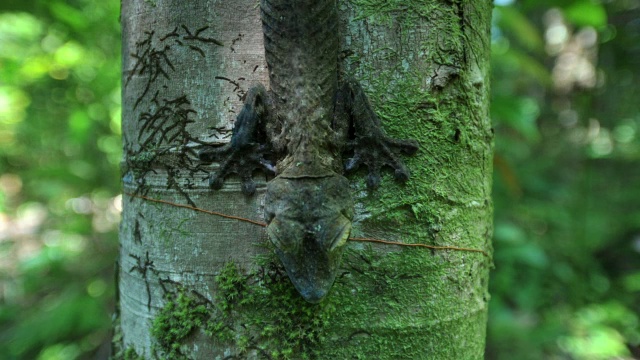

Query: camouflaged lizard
left=199, top=0, right=418, bottom=303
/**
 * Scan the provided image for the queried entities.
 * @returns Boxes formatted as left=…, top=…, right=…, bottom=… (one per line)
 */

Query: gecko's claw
left=199, top=143, right=274, bottom=195
left=396, top=139, right=420, bottom=155
left=344, top=153, right=361, bottom=172
left=345, top=136, right=418, bottom=188
left=394, top=167, right=410, bottom=182
left=209, top=174, right=225, bottom=190
left=366, top=169, right=381, bottom=189
left=241, top=177, right=257, bottom=196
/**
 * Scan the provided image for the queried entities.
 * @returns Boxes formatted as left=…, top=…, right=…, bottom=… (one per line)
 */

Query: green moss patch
left=150, top=260, right=337, bottom=359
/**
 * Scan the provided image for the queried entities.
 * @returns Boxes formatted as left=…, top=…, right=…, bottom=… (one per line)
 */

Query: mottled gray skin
left=199, top=0, right=418, bottom=303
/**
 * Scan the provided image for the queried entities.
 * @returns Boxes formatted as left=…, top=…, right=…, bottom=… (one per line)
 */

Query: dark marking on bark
left=134, top=218, right=143, bottom=244
left=165, top=167, right=196, bottom=207
left=230, top=33, right=245, bottom=52
left=182, top=25, right=224, bottom=46
left=129, top=251, right=158, bottom=311
left=214, top=76, right=246, bottom=100
left=138, top=95, right=196, bottom=148
left=126, top=26, right=223, bottom=109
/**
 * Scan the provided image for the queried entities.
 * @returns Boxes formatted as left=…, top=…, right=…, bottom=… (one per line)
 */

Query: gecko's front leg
left=198, top=84, right=277, bottom=195
left=338, top=78, right=420, bottom=188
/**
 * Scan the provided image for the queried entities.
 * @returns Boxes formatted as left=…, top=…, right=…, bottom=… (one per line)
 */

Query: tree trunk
left=116, top=0, right=493, bottom=359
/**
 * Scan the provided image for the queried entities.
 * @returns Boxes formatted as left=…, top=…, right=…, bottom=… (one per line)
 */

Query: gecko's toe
left=400, top=140, right=420, bottom=155
left=209, top=174, right=224, bottom=190
left=388, top=138, right=419, bottom=155
left=344, top=155, right=361, bottom=172
left=241, top=177, right=257, bottom=195
left=394, top=167, right=410, bottom=182
left=198, top=145, right=227, bottom=162
left=366, top=171, right=381, bottom=189
left=198, top=150, right=213, bottom=162
left=260, top=159, right=277, bottom=174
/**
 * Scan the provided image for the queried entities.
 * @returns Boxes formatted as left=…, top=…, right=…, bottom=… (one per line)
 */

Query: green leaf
left=48, top=2, right=89, bottom=30
left=564, top=0, right=607, bottom=28
left=495, top=5, right=545, bottom=53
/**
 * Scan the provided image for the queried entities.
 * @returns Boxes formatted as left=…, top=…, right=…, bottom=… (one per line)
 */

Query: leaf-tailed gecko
left=199, top=0, right=418, bottom=302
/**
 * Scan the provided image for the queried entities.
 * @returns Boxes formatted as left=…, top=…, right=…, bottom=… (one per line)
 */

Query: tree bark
left=116, top=0, right=493, bottom=359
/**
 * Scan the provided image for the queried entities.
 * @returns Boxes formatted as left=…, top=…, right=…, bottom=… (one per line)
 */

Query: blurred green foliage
left=0, top=0, right=638, bottom=359
left=0, top=0, right=120, bottom=359
left=490, top=0, right=640, bottom=358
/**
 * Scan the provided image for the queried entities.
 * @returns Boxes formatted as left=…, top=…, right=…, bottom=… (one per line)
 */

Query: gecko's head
left=265, top=171, right=354, bottom=303
left=267, top=213, right=351, bottom=303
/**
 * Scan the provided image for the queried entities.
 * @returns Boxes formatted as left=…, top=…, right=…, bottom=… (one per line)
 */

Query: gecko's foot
left=198, top=143, right=275, bottom=195
left=345, top=137, right=419, bottom=188
left=338, top=77, right=419, bottom=188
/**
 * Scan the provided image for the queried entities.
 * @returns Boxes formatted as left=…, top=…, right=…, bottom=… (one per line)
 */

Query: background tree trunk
left=116, top=0, right=493, bottom=358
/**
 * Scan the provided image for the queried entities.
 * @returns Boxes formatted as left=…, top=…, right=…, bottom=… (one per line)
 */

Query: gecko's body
left=200, top=0, right=418, bottom=302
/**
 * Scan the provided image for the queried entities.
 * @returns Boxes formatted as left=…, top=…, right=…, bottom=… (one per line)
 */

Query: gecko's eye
left=326, top=216, right=351, bottom=251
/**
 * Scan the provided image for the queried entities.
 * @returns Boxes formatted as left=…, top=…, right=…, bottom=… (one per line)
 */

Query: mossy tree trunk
left=116, top=0, right=493, bottom=359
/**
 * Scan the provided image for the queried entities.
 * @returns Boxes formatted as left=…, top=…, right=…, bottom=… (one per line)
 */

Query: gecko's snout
left=267, top=215, right=351, bottom=304
left=298, top=287, right=329, bottom=304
